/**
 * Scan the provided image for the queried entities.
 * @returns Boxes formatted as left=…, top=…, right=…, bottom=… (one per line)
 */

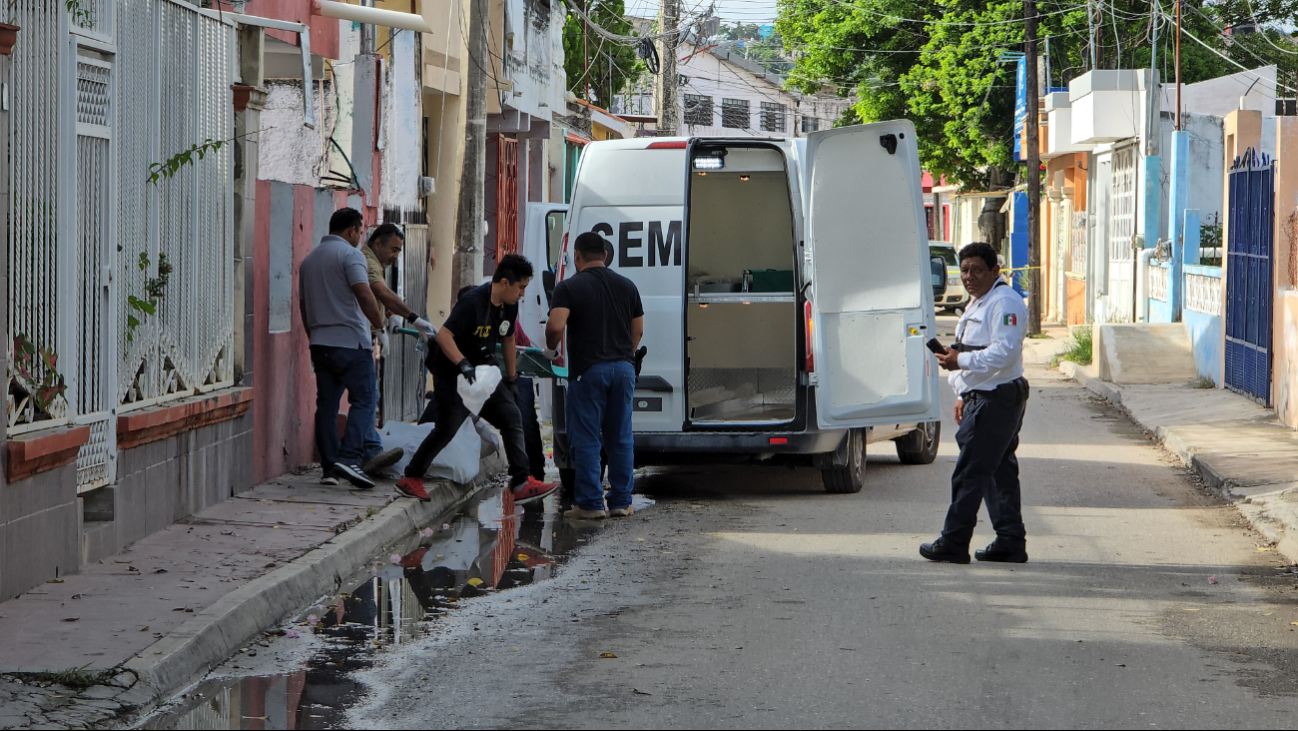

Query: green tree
left=777, top=0, right=1298, bottom=190
left=564, top=0, right=645, bottom=109
left=720, top=22, right=793, bottom=75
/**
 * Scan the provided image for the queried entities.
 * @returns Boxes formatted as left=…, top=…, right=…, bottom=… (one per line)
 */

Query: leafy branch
left=66, top=0, right=92, bottom=27
left=147, top=138, right=227, bottom=185
left=125, top=252, right=172, bottom=342
left=10, top=333, right=66, bottom=419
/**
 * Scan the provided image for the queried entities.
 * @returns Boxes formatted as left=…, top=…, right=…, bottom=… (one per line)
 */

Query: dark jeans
left=310, top=345, right=382, bottom=474
left=512, top=376, right=547, bottom=480
left=941, top=378, right=1029, bottom=549
left=566, top=360, right=635, bottom=511
left=408, top=373, right=530, bottom=486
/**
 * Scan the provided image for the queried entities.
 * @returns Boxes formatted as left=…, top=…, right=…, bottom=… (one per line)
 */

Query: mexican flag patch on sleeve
left=1003, top=314, right=1018, bottom=326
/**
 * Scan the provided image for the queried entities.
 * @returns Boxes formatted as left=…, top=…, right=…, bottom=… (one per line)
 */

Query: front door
left=804, top=122, right=940, bottom=428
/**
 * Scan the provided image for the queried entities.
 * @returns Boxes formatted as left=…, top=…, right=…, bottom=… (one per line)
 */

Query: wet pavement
left=141, top=486, right=654, bottom=729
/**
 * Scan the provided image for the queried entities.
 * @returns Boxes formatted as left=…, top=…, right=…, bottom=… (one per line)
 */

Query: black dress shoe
left=975, top=541, right=1029, bottom=563
left=919, top=538, right=971, bottom=564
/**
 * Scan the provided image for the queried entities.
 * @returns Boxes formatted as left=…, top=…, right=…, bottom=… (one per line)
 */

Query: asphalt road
left=348, top=361, right=1298, bottom=729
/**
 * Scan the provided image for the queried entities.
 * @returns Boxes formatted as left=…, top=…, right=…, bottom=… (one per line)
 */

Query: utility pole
left=454, top=0, right=488, bottom=294
left=583, top=0, right=590, bottom=101
left=656, top=0, right=679, bottom=136
left=1175, top=0, right=1182, bottom=130
left=1025, top=0, right=1042, bottom=335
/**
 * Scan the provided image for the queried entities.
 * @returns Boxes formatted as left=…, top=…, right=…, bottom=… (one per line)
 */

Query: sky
left=623, top=0, right=781, bottom=27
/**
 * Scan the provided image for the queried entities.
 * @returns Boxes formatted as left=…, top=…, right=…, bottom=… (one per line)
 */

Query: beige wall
left=687, top=302, right=796, bottom=369
left=1272, top=118, right=1298, bottom=426
left=423, top=91, right=467, bottom=322
left=687, top=171, right=795, bottom=282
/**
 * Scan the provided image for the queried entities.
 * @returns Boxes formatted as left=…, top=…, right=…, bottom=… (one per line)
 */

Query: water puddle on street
left=141, top=486, right=653, bottom=730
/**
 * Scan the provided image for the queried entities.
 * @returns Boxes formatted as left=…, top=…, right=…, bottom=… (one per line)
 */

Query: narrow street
left=340, top=360, right=1298, bottom=729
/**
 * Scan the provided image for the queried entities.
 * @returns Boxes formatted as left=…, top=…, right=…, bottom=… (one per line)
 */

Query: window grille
left=721, top=98, right=749, bottom=130
left=801, top=115, right=819, bottom=134
left=684, top=94, right=712, bottom=126
left=760, top=102, right=786, bottom=133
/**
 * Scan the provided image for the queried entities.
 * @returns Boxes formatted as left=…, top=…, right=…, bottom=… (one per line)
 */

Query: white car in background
left=929, top=242, right=969, bottom=313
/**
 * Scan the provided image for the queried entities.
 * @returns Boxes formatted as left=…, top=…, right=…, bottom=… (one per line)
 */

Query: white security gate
left=7, top=0, right=234, bottom=493
left=74, top=55, right=118, bottom=489
left=1106, top=146, right=1138, bottom=322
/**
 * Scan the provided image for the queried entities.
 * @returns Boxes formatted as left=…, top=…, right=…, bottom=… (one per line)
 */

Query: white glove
left=376, top=329, right=390, bottom=357
left=386, top=314, right=403, bottom=332
left=541, top=346, right=559, bottom=361
left=411, top=316, right=436, bottom=336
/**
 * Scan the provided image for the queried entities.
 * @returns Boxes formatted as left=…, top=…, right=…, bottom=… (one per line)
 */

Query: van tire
left=821, top=429, right=866, bottom=494
left=895, top=421, right=941, bottom=465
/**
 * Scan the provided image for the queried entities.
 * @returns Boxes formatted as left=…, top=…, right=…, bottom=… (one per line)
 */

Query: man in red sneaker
left=396, top=255, right=558, bottom=505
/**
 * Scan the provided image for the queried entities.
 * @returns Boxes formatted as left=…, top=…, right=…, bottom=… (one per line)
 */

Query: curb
left=117, top=451, right=504, bottom=710
left=1057, top=362, right=1298, bottom=564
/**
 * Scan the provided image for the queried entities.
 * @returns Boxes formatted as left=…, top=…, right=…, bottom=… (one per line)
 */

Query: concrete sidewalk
left=0, top=447, right=502, bottom=728
left=1061, top=360, right=1298, bottom=564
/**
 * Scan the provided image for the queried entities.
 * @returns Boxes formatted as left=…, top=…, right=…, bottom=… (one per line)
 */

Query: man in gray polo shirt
left=299, top=207, right=394, bottom=489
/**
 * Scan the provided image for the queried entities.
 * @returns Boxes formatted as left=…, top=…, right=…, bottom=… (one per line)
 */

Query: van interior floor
left=685, top=145, right=798, bottom=426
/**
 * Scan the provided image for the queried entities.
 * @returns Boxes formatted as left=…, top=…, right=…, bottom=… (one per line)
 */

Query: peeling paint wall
left=503, top=0, right=566, bottom=119
left=381, top=29, right=423, bottom=213
left=258, top=80, right=333, bottom=187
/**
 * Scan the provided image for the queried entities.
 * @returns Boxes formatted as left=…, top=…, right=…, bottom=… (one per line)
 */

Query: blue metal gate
left=1225, top=148, right=1274, bottom=404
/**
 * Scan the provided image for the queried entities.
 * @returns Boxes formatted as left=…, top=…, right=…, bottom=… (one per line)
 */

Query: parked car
left=521, top=122, right=943, bottom=495
left=929, top=241, right=969, bottom=312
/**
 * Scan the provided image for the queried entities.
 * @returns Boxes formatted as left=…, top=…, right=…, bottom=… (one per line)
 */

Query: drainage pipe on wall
left=1136, top=247, right=1158, bottom=323
left=311, top=0, right=434, bottom=33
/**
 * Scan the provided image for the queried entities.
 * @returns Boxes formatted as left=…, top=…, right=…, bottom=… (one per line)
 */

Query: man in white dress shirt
left=921, top=242, right=1031, bottom=565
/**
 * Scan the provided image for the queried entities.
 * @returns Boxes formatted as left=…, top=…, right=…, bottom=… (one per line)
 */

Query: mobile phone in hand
left=926, top=338, right=948, bottom=355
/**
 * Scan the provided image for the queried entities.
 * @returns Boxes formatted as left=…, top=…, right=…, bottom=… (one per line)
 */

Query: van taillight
left=804, top=300, right=814, bottom=373
left=647, top=141, right=688, bottom=149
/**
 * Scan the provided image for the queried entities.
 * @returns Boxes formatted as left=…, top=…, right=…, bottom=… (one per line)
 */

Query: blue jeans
left=566, top=360, right=635, bottom=511
left=310, top=345, right=382, bottom=473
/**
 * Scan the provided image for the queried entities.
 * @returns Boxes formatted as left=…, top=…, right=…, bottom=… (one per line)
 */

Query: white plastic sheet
left=457, top=365, right=502, bottom=416
left=379, top=418, right=482, bottom=483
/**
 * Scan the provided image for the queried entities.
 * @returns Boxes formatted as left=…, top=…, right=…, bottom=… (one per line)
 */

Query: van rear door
left=804, top=122, right=940, bottom=428
left=561, top=140, right=688, bottom=433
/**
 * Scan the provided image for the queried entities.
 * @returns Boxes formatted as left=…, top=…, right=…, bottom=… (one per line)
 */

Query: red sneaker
left=511, top=477, right=559, bottom=505
left=396, top=476, right=430, bottom=502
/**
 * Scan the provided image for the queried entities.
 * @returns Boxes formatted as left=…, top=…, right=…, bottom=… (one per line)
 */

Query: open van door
left=519, top=202, right=569, bottom=348
left=804, top=121, right=940, bottom=428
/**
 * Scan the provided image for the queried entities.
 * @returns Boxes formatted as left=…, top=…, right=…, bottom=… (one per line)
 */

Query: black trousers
left=941, top=378, right=1029, bottom=548
left=407, top=374, right=530, bottom=485
left=512, top=376, right=547, bottom=480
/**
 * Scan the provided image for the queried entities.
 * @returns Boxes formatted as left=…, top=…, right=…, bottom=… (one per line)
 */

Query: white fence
left=1185, top=270, right=1223, bottom=316
left=7, top=0, right=236, bottom=491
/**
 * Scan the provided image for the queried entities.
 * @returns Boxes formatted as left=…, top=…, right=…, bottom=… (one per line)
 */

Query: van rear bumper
left=632, top=429, right=847, bottom=455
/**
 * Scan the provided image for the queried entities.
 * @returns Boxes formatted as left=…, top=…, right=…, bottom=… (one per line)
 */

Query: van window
left=545, top=210, right=566, bottom=270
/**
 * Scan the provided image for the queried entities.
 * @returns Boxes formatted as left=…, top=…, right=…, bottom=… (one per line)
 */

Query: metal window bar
left=721, top=98, right=748, bottom=130
left=1109, top=146, right=1136, bottom=261
left=760, top=102, right=785, bottom=133
left=7, top=0, right=67, bottom=433
left=683, top=94, right=711, bottom=127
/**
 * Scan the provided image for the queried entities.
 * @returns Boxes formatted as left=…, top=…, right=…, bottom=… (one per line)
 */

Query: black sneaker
left=335, top=462, right=376, bottom=489
left=919, top=537, right=971, bottom=564
left=975, top=541, right=1029, bottom=563
left=363, top=448, right=405, bottom=476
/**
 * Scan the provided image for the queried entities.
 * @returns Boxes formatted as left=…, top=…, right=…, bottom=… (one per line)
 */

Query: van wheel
left=821, top=429, right=866, bottom=494
left=895, top=421, right=941, bottom=465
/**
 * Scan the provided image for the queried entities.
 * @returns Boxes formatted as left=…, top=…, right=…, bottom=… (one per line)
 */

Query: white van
left=518, top=122, right=942, bottom=493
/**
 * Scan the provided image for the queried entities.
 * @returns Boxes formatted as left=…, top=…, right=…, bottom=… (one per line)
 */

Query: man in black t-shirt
left=396, top=255, right=558, bottom=505
left=545, top=232, right=644, bottom=520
